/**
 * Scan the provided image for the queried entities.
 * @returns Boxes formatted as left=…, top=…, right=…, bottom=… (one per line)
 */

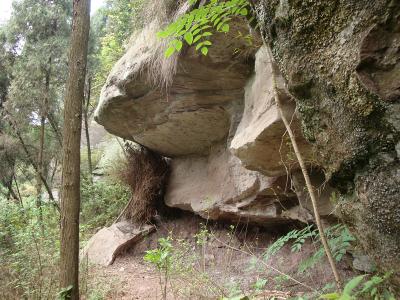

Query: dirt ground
left=88, top=213, right=356, bottom=300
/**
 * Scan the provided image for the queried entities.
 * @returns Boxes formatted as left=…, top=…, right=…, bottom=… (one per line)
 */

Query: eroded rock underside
left=95, top=0, right=399, bottom=284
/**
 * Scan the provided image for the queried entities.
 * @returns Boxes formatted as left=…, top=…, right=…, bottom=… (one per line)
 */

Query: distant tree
left=2, top=0, right=71, bottom=210
left=92, top=0, right=144, bottom=100
left=59, top=0, right=90, bottom=298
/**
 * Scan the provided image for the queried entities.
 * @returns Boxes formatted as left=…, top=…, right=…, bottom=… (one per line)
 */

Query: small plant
left=320, top=273, right=395, bottom=300
left=57, top=285, right=73, bottom=300
left=298, top=224, right=355, bottom=274
left=144, top=237, right=173, bottom=300
left=263, top=225, right=318, bottom=261
left=195, top=223, right=211, bottom=272
left=157, top=0, right=250, bottom=57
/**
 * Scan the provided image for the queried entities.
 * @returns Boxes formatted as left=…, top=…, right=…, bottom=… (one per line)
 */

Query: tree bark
left=84, top=76, right=93, bottom=183
left=59, top=0, right=90, bottom=299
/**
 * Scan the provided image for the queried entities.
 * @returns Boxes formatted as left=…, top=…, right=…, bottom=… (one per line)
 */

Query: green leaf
left=195, top=42, right=205, bottom=50
left=319, top=293, right=340, bottom=300
left=343, top=275, right=365, bottom=295
left=201, top=47, right=208, bottom=56
left=202, top=32, right=213, bottom=37
left=164, top=46, right=175, bottom=58
left=184, top=32, right=194, bottom=45
left=174, top=39, right=183, bottom=51
left=240, top=8, right=248, bottom=16
left=193, top=35, right=203, bottom=44
left=157, top=31, right=168, bottom=38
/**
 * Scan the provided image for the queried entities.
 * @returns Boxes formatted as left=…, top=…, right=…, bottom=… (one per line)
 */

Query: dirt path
left=92, top=254, right=173, bottom=300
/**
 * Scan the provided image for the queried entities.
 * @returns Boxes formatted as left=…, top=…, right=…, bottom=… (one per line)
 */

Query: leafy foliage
left=144, top=237, right=173, bottom=271
left=158, top=0, right=251, bottom=57
left=0, top=196, right=60, bottom=298
left=320, top=273, right=395, bottom=300
left=263, top=225, right=318, bottom=261
left=91, top=0, right=144, bottom=102
left=80, top=178, right=130, bottom=233
left=297, top=224, right=355, bottom=274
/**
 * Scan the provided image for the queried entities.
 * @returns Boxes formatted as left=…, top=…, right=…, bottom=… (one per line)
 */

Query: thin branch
left=6, top=117, right=60, bottom=213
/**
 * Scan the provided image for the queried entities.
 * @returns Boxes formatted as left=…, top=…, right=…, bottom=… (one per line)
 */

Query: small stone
left=353, top=254, right=376, bottom=273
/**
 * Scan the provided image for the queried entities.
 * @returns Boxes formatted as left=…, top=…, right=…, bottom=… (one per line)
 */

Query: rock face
left=95, top=18, right=312, bottom=226
left=81, top=222, right=154, bottom=266
left=95, top=0, right=400, bottom=285
left=165, top=145, right=298, bottom=225
left=259, top=0, right=400, bottom=283
left=230, top=47, right=312, bottom=176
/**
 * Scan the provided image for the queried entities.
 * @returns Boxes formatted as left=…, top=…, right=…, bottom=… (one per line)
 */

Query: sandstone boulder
left=94, top=21, right=254, bottom=157
left=165, top=145, right=297, bottom=225
left=230, top=47, right=313, bottom=176
left=81, top=222, right=154, bottom=266
left=94, top=16, right=312, bottom=226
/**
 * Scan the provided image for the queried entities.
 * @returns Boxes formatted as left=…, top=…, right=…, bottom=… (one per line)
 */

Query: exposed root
left=116, top=144, right=169, bottom=224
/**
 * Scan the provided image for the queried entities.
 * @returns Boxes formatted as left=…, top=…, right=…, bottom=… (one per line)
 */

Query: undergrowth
left=0, top=176, right=130, bottom=299
left=144, top=223, right=396, bottom=300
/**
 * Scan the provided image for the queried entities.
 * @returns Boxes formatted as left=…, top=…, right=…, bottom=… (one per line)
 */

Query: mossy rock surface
left=260, top=0, right=400, bottom=286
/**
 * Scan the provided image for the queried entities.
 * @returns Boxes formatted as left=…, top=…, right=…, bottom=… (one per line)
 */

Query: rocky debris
left=291, top=169, right=337, bottom=218
left=352, top=253, right=376, bottom=273
left=81, top=222, right=154, bottom=266
left=230, top=46, right=313, bottom=177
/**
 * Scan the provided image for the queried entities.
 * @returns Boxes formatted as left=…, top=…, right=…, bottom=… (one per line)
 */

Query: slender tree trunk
left=13, top=174, right=23, bottom=207
left=84, top=77, right=93, bottom=183
left=36, top=60, right=51, bottom=231
left=59, top=0, right=90, bottom=299
left=36, top=114, right=45, bottom=230
left=48, top=112, right=63, bottom=147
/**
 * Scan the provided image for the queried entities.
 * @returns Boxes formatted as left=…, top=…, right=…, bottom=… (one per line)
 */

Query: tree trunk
left=48, top=112, right=63, bottom=147
left=84, top=77, right=93, bottom=183
left=59, top=0, right=90, bottom=299
left=36, top=58, right=51, bottom=230
left=36, top=114, right=45, bottom=231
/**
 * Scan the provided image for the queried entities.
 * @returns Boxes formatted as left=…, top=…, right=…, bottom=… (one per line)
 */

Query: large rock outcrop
left=94, top=17, right=316, bottom=225
left=95, top=21, right=253, bottom=157
left=258, top=0, right=400, bottom=283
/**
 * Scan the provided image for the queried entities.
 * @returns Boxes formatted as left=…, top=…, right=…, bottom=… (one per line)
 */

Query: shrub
left=80, top=177, right=130, bottom=233
left=0, top=196, right=59, bottom=299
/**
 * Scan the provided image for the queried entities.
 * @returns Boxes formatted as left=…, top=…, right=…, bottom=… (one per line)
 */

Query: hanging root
left=116, top=144, right=169, bottom=224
